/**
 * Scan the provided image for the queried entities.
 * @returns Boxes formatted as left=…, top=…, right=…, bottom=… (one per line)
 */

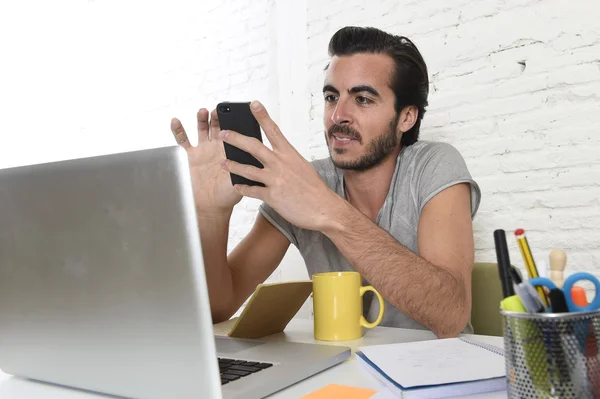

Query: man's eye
left=356, top=96, right=372, bottom=105
left=324, top=94, right=338, bottom=103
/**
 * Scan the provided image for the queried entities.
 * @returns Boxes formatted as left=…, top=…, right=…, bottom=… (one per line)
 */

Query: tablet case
left=227, top=281, right=313, bottom=339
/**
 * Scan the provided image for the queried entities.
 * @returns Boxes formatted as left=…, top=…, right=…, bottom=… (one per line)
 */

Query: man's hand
left=219, top=101, right=342, bottom=231
left=171, top=109, right=242, bottom=215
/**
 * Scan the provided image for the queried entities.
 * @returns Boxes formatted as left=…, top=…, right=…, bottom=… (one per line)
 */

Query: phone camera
left=219, top=105, right=231, bottom=113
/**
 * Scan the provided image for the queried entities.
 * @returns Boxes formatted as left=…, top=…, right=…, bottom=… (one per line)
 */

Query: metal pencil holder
left=501, top=309, right=600, bottom=398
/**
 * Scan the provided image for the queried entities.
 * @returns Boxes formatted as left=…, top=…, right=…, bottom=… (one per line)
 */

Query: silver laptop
left=0, top=146, right=350, bottom=399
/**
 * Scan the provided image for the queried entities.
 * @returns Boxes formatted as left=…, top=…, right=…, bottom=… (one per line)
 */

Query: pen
left=509, top=267, right=545, bottom=313
left=514, top=229, right=549, bottom=307
left=494, top=229, right=515, bottom=298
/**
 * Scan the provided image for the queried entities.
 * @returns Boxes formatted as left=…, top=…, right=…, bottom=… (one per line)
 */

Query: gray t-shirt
left=258, top=141, right=481, bottom=332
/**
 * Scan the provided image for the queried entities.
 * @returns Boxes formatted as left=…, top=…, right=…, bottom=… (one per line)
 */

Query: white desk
left=0, top=318, right=507, bottom=398
left=245, top=319, right=507, bottom=399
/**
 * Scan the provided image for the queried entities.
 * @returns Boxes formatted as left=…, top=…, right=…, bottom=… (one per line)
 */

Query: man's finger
left=219, top=130, right=274, bottom=165
left=233, top=184, right=266, bottom=201
left=197, top=108, right=209, bottom=143
left=222, top=159, right=265, bottom=184
left=249, top=100, right=289, bottom=150
left=209, top=109, right=221, bottom=141
left=170, top=118, right=192, bottom=149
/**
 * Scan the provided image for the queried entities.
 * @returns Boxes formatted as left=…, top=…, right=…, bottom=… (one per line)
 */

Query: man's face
left=323, top=53, right=400, bottom=171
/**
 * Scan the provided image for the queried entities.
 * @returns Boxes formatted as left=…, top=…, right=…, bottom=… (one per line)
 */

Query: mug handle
left=359, top=286, right=385, bottom=329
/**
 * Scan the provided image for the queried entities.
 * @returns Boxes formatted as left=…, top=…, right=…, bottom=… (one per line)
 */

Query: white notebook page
left=359, top=338, right=505, bottom=388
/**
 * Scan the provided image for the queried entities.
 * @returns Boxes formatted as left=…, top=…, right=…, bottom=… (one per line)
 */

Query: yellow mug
left=312, top=271, right=385, bottom=341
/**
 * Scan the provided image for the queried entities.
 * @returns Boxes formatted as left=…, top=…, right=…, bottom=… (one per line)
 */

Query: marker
left=494, top=229, right=515, bottom=298
left=500, top=296, right=526, bottom=312
left=548, top=289, right=569, bottom=313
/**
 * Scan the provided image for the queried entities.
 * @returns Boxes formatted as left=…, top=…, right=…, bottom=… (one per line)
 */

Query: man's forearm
left=321, top=201, right=470, bottom=338
left=197, top=210, right=236, bottom=323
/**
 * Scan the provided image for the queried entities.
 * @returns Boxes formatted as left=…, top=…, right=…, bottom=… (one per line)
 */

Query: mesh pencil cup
left=501, top=309, right=600, bottom=398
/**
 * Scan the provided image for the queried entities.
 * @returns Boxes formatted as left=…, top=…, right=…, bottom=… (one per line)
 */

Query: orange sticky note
left=300, top=384, right=377, bottom=399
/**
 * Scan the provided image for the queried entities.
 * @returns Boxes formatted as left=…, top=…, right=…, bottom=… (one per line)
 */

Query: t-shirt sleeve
left=414, top=143, right=481, bottom=218
left=258, top=202, right=299, bottom=247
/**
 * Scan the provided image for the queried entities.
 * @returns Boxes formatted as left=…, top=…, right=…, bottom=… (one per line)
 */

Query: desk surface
left=0, top=318, right=507, bottom=399
left=246, top=319, right=507, bottom=399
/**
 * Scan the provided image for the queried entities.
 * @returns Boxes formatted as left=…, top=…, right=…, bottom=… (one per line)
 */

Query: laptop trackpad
left=215, top=336, right=266, bottom=355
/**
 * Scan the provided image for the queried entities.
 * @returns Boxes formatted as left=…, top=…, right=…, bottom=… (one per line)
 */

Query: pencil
left=514, top=228, right=549, bottom=307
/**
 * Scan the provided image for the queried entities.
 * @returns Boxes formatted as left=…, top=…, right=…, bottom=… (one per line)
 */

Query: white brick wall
left=305, top=0, right=600, bottom=281
left=0, top=0, right=288, bottom=282
left=1, top=0, right=599, bottom=298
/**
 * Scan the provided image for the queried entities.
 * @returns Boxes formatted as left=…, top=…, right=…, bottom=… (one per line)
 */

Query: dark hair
left=328, top=26, right=429, bottom=147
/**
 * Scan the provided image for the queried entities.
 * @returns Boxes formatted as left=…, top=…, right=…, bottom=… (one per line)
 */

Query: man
left=170, top=26, right=481, bottom=338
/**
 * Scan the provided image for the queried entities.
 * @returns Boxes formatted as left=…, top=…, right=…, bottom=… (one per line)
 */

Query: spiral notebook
left=356, top=337, right=506, bottom=399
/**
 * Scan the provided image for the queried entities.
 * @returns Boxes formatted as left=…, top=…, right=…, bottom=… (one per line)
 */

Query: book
left=356, top=337, right=506, bottom=399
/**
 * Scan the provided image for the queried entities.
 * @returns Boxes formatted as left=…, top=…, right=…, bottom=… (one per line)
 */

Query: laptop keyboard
left=218, top=357, right=274, bottom=385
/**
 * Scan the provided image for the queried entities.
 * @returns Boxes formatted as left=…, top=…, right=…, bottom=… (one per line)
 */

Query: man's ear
left=398, top=105, right=418, bottom=133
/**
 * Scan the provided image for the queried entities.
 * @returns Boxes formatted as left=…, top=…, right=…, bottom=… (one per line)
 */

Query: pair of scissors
left=529, top=272, right=600, bottom=313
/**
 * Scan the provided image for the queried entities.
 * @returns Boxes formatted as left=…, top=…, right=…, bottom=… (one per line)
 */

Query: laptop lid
left=0, top=146, right=222, bottom=399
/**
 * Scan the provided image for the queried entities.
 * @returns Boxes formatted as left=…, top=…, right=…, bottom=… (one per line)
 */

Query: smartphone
left=217, top=102, right=265, bottom=187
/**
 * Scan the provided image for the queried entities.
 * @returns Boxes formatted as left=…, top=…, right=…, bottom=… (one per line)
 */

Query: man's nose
left=331, top=99, right=353, bottom=126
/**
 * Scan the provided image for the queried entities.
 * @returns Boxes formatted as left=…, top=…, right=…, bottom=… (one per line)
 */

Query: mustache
left=327, top=125, right=363, bottom=144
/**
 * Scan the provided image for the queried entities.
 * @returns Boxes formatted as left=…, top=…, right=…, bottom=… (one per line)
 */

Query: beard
left=325, top=117, right=400, bottom=171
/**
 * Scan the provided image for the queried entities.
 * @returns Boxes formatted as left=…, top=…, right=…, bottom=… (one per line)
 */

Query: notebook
left=227, top=281, right=312, bottom=339
left=356, top=337, right=506, bottom=399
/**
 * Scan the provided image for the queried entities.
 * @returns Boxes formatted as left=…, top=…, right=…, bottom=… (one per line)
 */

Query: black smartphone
left=217, top=102, right=265, bottom=187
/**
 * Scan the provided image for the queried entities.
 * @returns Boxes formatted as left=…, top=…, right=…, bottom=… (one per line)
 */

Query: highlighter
left=501, top=296, right=526, bottom=312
